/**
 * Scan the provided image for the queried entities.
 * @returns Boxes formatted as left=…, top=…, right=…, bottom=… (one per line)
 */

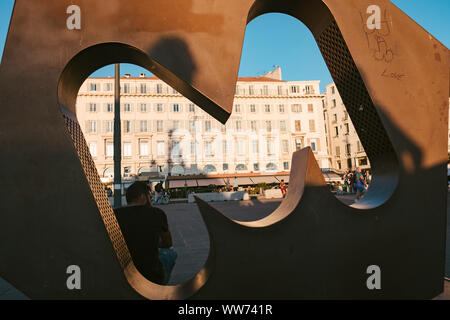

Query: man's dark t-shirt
left=114, top=205, right=169, bottom=284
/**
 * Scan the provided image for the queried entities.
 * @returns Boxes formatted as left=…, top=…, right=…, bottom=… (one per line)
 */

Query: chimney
left=263, top=66, right=282, bottom=81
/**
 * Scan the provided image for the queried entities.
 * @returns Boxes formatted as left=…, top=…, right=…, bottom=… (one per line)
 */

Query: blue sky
left=0, top=0, right=449, bottom=92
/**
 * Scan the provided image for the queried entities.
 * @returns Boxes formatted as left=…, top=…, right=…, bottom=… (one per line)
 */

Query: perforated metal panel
left=62, top=112, right=131, bottom=269
left=317, top=20, right=394, bottom=159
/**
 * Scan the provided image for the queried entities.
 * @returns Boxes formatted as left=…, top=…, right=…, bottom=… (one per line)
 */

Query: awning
left=197, top=178, right=226, bottom=186
left=275, top=175, right=290, bottom=183
left=184, top=179, right=198, bottom=187
left=323, top=172, right=342, bottom=182
left=250, top=176, right=279, bottom=184
left=168, top=180, right=187, bottom=188
left=236, top=177, right=254, bottom=185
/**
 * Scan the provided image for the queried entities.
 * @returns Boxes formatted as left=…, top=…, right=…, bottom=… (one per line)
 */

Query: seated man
left=114, top=181, right=177, bottom=285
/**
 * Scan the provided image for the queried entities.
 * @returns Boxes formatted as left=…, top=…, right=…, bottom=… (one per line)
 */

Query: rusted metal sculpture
left=0, top=0, right=448, bottom=299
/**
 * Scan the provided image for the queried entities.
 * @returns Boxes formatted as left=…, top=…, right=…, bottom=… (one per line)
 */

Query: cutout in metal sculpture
left=0, top=0, right=448, bottom=299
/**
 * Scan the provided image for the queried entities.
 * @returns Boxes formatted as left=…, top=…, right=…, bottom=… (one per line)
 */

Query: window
left=89, top=142, right=97, bottom=157
left=335, top=126, right=339, bottom=136
left=89, top=83, right=98, bottom=91
left=189, top=121, right=195, bottom=133
left=346, top=143, right=351, bottom=154
left=123, top=103, right=131, bottom=112
left=156, top=84, right=163, bottom=94
left=140, top=141, right=149, bottom=156
left=311, top=141, right=316, bottom=152
left=236, top=140, right=244, bottom=156
left=235, top=121, right=242, bottom=132
left=223, top=163, right=229, bottom=171
left=277, top=86, right=283, bottom=95
left=249, top=85, right=254, bottom=95
left=106, top=103, right=113, bottom=113
left=292, top=104, right=301, bottom=113
left=309, top=120, right=316, bottom=132
left=333, top=114, right=337, bottom=122
left=263, top=85, right=268, bottom=95
left=357, top=141, right=362, bottom=152
left=189, top=104, right=195, bottom=112
left=222, top=140, right=227, bottom=155
left=140, top=121, right=148, bottom=132
left=140, top=83, right=147, bottom=94
left=140, top=103, right=147, bottom=112
left=331, top=86, right=335, bottom=94
left=336, top=146, right=341, bottom=156
left=266, top=120, right=272, bottom=132
left=305, top=85, right=312, bottom=94
left=123, top=142, right=132, bottom=157
left=337, top=161, right=342, bottom=170
left=204, top=121, right=211, bottom=132
left=106, top=121, right=113, bottom=133
left=156, top=120, right=163, bottom=133
left=156, top=103, right=163, bottom=112
left=221, top=124, right=226, bottom=133
left=89, top=103, right=97, bottom=112
left=343, top=111, right=348, bottom=120
left=88, top=121, right=96, bottom=133
left=123, top=83, right=130, bottom=94
left=234, top=104, right=241, bottom=113
left=282, top=140, right=289, bottom=153
left=280, top=120, right=287, bottom=132
left=190, top=142, right=196, bottom=156
left=291, top=85, right=299, bottom=93
left=254, top=163, right=260, bottom=171
left=252, top=140, right=259, bottom=154
left=173, top=104, right=180, bottom=112
left=235, top=85, right=240, bottom=95
left=124, top=120, right=131, bottom=133
left=267, top=139, right=274, bottom=155
left=308, top=104, right=314, bottom=113
left=250, top=104, right=256, bottom=113
left=250, top=121, right=257, bottom=132
left=106, top=142, right=114, bottom=157
left=205, top=141, right=213, bottom=156
left=332, top=99, right=336, bottom=107
left=359, top=157, right=368, bottom=166
left=295, top=120, right=301, bottom=132
left=172, top=141, right=180, bottom=156
left=104, top=83, right=113, bottom=91
left=345, top=123, right=350, bottom=134
left=283, top=162, right=289, bottom=171
left=236, top=164, right=247, bottom=171
left=124, top=166, right=131, bottom=177
left=264, top=104, right=271, bottom=113
left=173, top=121, right=180, bottom=130
left=266, top=163, right=277, bottom=171
left=157, top=141, right=165, bottom=156
left=279, top=104, right=285, bottom=113
left=295, top=138, right=302, bottom=150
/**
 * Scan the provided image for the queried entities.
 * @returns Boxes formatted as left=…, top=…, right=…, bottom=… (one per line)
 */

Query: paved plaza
left=0, top=194, right=448, bottom=299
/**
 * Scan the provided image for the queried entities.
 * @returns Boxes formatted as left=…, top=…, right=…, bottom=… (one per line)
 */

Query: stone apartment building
left=322, top=82, right=370, bottom=172
left=76, top=68, right=330, bottom=180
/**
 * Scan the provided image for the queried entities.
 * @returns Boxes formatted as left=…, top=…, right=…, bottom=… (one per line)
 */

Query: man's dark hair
left=126, top=181, right=150, bottom=204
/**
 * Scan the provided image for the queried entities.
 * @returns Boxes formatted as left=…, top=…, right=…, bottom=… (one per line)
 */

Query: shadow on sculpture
left=0, top=0, right=447, bottom=299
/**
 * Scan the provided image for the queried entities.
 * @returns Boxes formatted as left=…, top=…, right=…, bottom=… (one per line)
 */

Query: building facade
left=76, top=70, right=330, bottom=180
left=322, top=82, right=370, bottom=171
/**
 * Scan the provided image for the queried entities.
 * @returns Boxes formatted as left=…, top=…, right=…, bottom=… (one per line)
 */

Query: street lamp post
left=113, top=63, right=122, bottom=208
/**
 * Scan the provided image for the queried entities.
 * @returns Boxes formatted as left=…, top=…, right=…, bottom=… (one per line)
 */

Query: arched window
left=203, top=164, right=217, bottom=173
left=103, top=167, right=114, bottom=178
left=138, top=167, right=151, bottom=174
left=171, top=165, right=185, bottom=175
left=235, top=164, right=248, bottom=172
left=266, top=163, right=277, bottom=171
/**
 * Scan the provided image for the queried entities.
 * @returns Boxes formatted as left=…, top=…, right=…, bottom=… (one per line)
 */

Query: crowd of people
left=342, top=168, right=372, bottom=201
